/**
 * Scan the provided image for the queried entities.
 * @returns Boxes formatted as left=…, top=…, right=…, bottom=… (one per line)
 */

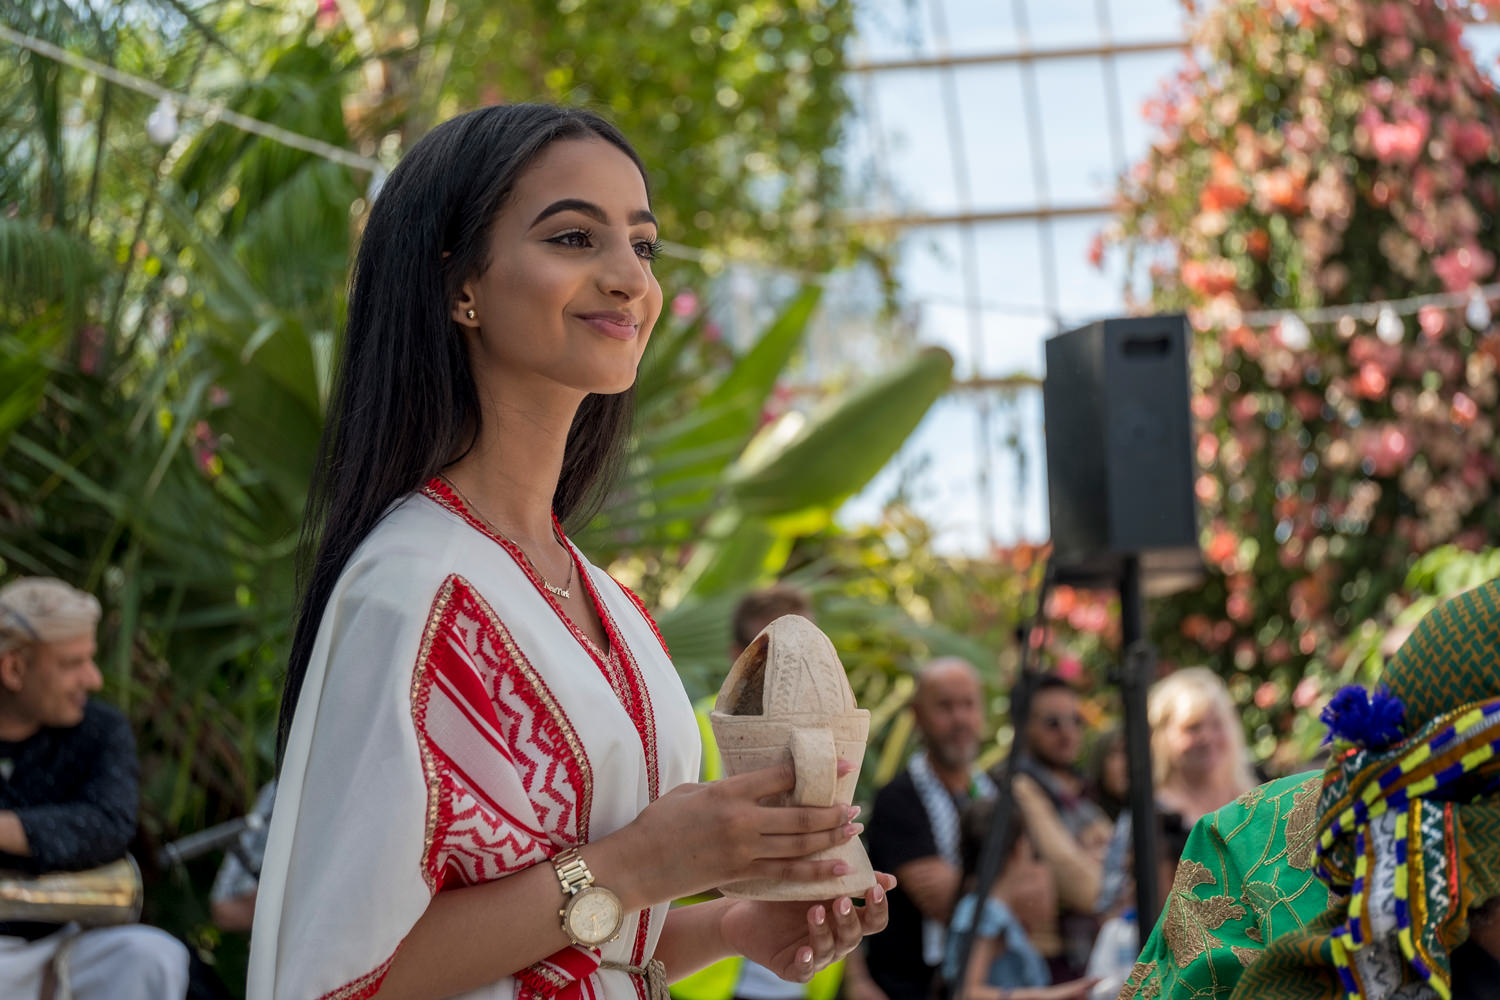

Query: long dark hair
left=278, top=105, right=646, bottom=764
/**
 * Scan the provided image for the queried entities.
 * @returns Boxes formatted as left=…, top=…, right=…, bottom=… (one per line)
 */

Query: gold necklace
left=438, top=476, right=575, bottom=599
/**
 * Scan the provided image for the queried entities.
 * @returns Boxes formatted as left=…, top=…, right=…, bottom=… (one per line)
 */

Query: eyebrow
left=529, top=198, right=657, bottom=229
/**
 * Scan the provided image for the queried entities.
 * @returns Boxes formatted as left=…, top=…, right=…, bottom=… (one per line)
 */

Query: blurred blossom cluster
left=1100, top=0, right=1500, bottom=753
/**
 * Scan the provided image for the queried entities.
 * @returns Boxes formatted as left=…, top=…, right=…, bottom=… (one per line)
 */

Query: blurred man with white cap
left=0, top=576, right=188, bottom=1000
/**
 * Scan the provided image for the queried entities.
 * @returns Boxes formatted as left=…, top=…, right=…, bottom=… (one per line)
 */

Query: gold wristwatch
left=552, top=847, right=623, bottom=947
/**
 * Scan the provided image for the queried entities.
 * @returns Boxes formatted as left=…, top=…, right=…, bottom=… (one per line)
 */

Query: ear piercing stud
left=465, top=308, right=476, bottom=320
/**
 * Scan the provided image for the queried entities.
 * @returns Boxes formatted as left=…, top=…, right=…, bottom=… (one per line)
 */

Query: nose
left=83, top=659, right=103, bottom=692
left=598, top=236, right=650, bottom=302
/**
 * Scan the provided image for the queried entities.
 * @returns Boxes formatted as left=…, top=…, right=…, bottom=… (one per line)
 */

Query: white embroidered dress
left=249, top=480, right=700, bottom=1000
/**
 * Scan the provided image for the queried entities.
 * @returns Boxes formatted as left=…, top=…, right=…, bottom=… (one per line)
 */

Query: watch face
left=566, top=887, right=622, bottom=945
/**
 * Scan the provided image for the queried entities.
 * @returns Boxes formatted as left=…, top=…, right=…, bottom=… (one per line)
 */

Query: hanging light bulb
left=1375, top=305, right=1404, bottom=345
left=145, top=97, right=178, bottom=146
left=1466, top=288, right=1493, bottom=330
left=1278, top=313, right=1311, bottom=350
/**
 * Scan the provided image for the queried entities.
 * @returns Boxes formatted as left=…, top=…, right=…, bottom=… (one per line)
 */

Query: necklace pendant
left=544, top=581, right=571, bottom=600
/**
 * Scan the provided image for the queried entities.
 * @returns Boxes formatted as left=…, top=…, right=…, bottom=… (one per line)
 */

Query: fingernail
left=834, top=861, right=851, bottom=875
left=837, top=898, right=852, bottom=916
left=813, top=905, right=826, bottom=926
left=845, top=823, right=864, bottom=837
left=871, top=885, right=885, bottom=904
left=837, top=760, right=855, bottom=775
left=849, top=805, right=862, bottom=821
left=800, top=949, right=813, bottom=964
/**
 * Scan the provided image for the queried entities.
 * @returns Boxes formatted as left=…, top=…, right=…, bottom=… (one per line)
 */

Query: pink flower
left=75, top=324, right=105, bottom=376
left=1254, top=681, right=1280, bottom=709
left=1373, top=3, right=1405, bottom=37
left=1451, top=392, right=1479, bottom=426
left=670, top=291, right=699, bottom=317
left=1056, top=656, right=1084, bottom=682
left=1353, top=362, right=1389, bottom=399
left=1447, top=118, right=1492, bottom=164
left=1369, top=116, right=1429, bottom=165
left=1087, top=232, right=1106, bottom=269
left=1292, top=676, right=1322, bottom=709
left=1433, top=245, right=1496, bottom=292
left=1418, top=305, right=1447, bottom=339
left=703, top=321, right=722, bottom=343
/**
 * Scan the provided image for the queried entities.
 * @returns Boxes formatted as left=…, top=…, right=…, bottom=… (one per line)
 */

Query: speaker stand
left=1119, top=553, right=1162, bottom=943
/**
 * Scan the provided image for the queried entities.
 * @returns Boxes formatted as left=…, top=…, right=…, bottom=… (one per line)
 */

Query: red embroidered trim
left=412, top=574, right=593, bottom=880
left=314, top=953, right=396, bottom=1000
left=614, top=579, right=670, bottom=658
left=424, top=480, right=661, bottom=805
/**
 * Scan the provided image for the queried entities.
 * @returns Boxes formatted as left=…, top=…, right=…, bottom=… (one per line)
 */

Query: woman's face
left=1165, top=705, right=1229, bottom=782
left=454, top=136, right=663, bottom=401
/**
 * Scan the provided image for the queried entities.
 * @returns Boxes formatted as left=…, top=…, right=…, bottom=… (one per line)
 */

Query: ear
left=451, top=283, right=482, bottom=330
left=0, top=649, right=26, bottom=694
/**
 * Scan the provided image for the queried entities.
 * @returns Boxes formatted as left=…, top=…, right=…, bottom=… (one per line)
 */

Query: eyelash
left=550, top=228, right=663, bottom=262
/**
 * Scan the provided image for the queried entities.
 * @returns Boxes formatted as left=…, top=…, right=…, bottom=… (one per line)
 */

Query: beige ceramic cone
left=709, top=615, right=876, bottom=900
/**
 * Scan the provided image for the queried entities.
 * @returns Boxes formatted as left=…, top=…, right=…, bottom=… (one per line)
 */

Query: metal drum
left=0, top=856, right=143, bottom=926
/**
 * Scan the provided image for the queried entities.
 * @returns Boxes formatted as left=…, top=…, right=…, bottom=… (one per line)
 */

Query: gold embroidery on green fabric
left=1118, top=962, right=1161, bottom=1000
left=1235, top=784, right=1267, bottom=810
left=1231, top=945, right=1260, bottom=968
left=1164, top=860, right=1249, bottom=969
left=1283, top=775, right=1321, bottom=871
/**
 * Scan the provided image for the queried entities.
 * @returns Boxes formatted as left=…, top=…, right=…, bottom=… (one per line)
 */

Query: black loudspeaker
left=1042, top=314, right=1202, bottom=593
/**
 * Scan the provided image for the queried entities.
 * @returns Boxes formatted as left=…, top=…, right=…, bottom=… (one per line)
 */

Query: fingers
left=828, top=895, right=864, bottom=954
left=758, top=804, right=856, bottom=836
left=748, top=857, right=856, bottom=883
left=800, top=903, right=836, bottom=981
left=727, top=760, right=798, bottom=798
left=857, top=880, right=889, bottom=935
left=724, top=758, right=858, bottom=799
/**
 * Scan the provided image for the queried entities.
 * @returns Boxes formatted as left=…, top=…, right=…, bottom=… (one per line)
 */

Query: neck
left=444, top=372, right=582, bottom=550
left=1161, top=774, right=1243, bottom=820
left=926, top=754, right=971, bottom=793
left=0, top=705, right=40, bottom=743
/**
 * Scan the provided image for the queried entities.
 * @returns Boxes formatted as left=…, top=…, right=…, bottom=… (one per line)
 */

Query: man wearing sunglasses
left=1008, top=675, right=1111, bottom=983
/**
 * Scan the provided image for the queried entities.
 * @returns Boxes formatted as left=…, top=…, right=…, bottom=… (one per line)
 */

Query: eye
left=635, top=238, right=664, bottom=261
left=548, top=228, right=594, bottom=248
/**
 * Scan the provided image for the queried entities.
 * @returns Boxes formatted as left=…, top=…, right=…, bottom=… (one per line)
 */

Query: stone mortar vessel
left=710, top=614, right=875, bottom=900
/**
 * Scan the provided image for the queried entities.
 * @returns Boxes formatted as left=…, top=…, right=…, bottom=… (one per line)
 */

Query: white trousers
left=0, top=923, right=190, bottom=1000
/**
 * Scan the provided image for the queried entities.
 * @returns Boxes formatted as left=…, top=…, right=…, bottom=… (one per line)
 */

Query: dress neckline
left=421, top=477, right=617, bottom=665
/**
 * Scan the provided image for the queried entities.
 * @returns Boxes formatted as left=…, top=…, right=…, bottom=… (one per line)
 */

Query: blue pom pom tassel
left=1320, top=685, right=1406, bottom=751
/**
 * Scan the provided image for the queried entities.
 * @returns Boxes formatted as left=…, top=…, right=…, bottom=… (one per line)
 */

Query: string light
left=1278, top=313, right=1311, bottom=350
left=1467, top=288, right=1493, bottom=330
left=145, top=97, right=178, bottom=145
left=1375, top=305, right=1404, bottom=344
left=1239, top=283, right=1499, bottom=334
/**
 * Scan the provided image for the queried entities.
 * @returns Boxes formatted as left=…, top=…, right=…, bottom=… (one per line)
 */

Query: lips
left=574, top=311, right=639, bottom=341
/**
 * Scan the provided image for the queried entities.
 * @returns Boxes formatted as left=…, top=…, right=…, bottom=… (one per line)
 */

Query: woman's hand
left=601, top=759, right=863, bottom=907
left=718, top=872, right=897, bottom=982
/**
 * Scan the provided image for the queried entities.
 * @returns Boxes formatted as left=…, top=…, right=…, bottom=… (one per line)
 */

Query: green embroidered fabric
left=1118, top=771, right=1331, bottom=999
left=1120, top=578, right=1500, bottom=1000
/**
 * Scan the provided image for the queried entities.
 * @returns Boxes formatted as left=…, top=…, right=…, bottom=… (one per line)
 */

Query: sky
left=832, top=0, right=1189, bottom=552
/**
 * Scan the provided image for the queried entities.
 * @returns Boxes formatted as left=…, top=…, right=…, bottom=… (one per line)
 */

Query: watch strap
left=552, top=847, right=595, bottom=897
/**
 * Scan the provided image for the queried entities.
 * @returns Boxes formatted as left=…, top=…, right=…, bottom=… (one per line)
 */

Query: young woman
left=249, top=104, right=892, bottom=1000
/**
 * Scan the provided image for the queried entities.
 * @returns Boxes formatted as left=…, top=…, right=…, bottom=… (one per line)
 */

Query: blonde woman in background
left=1147, top=668, right=1259, bottom=826
left=1094, top=669, right=1257, bottom=918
